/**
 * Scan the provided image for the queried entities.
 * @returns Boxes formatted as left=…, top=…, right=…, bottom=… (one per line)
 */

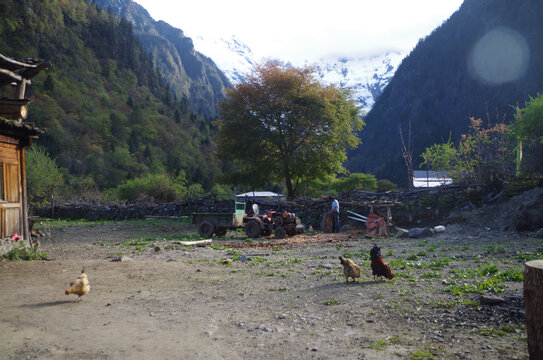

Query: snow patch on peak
left=192, top=34, right=405, bottom=113
left=192, top=35, right=256, bottom=84
left=316, top=52, right=405, bottom=113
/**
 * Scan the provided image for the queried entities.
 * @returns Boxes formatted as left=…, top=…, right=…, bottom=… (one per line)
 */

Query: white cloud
left=134, top=0, right=463, bottom=63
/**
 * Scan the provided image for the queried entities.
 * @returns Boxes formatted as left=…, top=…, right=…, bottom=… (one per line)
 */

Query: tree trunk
left=285, top=174, right=294, bottom=200
left=524, top=260, right=543, bottom=360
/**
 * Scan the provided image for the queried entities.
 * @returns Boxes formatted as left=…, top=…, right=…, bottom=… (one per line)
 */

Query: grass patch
left=322, top=298, right=339, bottom=306
left=2, top=243, right=47, bottom=261
left=120, top=237, right=155, bottom=247
left=408, top=349, right=436, bottom=360
left=518, top=250, right=543, bottom=261
left=429, top=257, right=450, bottom=269
left=364, top=339, right=387, bottom=350
left=486, top=245, right=506, bottom=254
left=446, top=277, right=505, bottom=295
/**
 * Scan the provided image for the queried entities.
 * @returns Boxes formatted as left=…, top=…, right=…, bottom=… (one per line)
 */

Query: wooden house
left=0, top=53, right=48, bottom=246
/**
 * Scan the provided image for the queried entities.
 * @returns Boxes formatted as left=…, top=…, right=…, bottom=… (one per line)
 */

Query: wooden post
left=524, top=260, right=543, bottom=360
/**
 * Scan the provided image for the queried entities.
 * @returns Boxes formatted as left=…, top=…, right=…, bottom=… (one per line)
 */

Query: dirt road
left=0, top=220, right=538, bottom=359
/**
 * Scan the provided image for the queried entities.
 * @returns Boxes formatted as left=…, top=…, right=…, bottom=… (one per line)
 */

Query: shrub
left=330, top=172, right=377, bottom=193
left=115, top=174, right=185, bottom=202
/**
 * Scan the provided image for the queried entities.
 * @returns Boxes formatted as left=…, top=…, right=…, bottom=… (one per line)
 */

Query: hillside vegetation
left=0, top=0, right=219, bottom=201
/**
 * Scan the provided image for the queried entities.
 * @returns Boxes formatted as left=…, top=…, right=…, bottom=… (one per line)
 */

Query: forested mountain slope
left=347, top=0, right=543, bottom=186
left=92, top=0, right=232, bottom=117
left=0, top=0, right=219, bottom=192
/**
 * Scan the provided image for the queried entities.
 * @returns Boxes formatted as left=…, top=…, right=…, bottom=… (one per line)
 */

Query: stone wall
left=32, top=185, right=486, bottom=229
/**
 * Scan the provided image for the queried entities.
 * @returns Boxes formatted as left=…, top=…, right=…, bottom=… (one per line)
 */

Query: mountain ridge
left=92, top=0, right=232, bottom=117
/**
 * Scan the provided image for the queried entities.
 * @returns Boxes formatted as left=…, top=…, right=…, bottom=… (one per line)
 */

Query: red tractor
left=243, top=205, right=303, bottom=239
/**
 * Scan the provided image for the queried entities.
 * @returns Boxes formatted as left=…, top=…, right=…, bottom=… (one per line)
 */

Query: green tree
left=420, top=117, right=515, bottom=187
left=420, top=137, right=458, bottom=173
left=26, top=145, right=64, bottom=207
left=216, top=60, right=363, bottom=199
left=512, top=94, right=543, bottom=144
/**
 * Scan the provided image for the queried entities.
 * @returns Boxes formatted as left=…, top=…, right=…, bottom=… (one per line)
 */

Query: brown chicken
left=339, top=256, right=361, bottom=282
left=370, top=245, right=394, bottom=280
left=65, top=269, right=90, bottom=302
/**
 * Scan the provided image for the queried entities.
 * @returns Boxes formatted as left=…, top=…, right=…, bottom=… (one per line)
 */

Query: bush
left=330, top=173, right=377, bottom=193
left=115, top=174, right=186, bottom=202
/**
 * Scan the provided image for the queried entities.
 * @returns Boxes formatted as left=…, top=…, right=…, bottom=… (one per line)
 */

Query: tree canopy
left=216, top=60, right=363, bottom=199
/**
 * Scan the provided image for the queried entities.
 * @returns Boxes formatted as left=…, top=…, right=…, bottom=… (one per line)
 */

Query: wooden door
left=0, top=143, right=22, bottom=239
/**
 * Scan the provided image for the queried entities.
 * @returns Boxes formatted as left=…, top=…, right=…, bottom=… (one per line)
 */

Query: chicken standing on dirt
left=370, top=245, right=394, bottom=280
left=339, top=256, right=361, bottom=282
left=65, top=269, right=90, bottom=302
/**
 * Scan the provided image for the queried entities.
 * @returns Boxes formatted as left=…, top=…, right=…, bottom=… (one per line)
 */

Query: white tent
left=236, top=191, right=285, bottom=200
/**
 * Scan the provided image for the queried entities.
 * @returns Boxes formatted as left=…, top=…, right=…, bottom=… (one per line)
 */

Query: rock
left=535, top=228, right=543, bottom=238
left=433, top=225, right=446, bottom=233
left=513, top=188, right=543, bottom=231
left=111, top=255, right=133, bottom=262
left=154, top=246, right=162, bottom=252
left=478, top=295, right=505, bottom=305
left=505, top=293, right=524, bottom=301
left=461, top=202, right=476, bottom=211
left=395, top=227, right=409, bottom=238
left=446, top=211, right=467, bottom=224
left=408, top=227, right=433, bottom=238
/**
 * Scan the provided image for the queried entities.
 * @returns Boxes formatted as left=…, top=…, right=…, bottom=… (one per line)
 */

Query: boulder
left=514, top=188, right=543, bottom=231
left=408, top=227, right=433, bottom=238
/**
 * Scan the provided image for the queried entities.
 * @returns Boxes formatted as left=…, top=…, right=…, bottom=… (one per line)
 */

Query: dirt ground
left=0, top=218, right=540, bottom=360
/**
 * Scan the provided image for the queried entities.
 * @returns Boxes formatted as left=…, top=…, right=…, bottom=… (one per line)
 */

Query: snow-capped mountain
left=192, top=35, right=405, bottom=114
left=315, top=52, right=404, bottom=113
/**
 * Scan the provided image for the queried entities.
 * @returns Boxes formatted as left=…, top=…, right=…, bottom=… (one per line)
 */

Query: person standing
left=329, top=196, right=340, bottom=233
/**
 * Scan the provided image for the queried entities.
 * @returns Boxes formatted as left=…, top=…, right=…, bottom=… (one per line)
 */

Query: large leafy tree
left=216, top=60, right=363, bottom=199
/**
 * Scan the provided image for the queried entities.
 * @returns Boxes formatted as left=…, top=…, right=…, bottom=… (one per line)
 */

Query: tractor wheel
left=244, top=220, right=261, bottom=238
left=215, top=227, right=227, bottom=236
left=272, top=216, right=284, bottom=227
left=198, top=221, right=215, bottom=237
left=274, top=226, right=287, bottom=239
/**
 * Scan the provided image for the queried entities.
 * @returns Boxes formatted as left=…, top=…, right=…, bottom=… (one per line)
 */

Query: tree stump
left=524, top=260, right=543, bottom=360
left=322, top=213, right=333, bottom=233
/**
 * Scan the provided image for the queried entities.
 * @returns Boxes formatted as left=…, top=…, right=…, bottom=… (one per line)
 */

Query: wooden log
left=524, top=260, right=543, bottom=360
left=175, top=239, right=212, bottom=247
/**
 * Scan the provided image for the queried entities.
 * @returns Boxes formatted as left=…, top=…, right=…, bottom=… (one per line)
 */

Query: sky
left=134, top=0, right=465, bottom=64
